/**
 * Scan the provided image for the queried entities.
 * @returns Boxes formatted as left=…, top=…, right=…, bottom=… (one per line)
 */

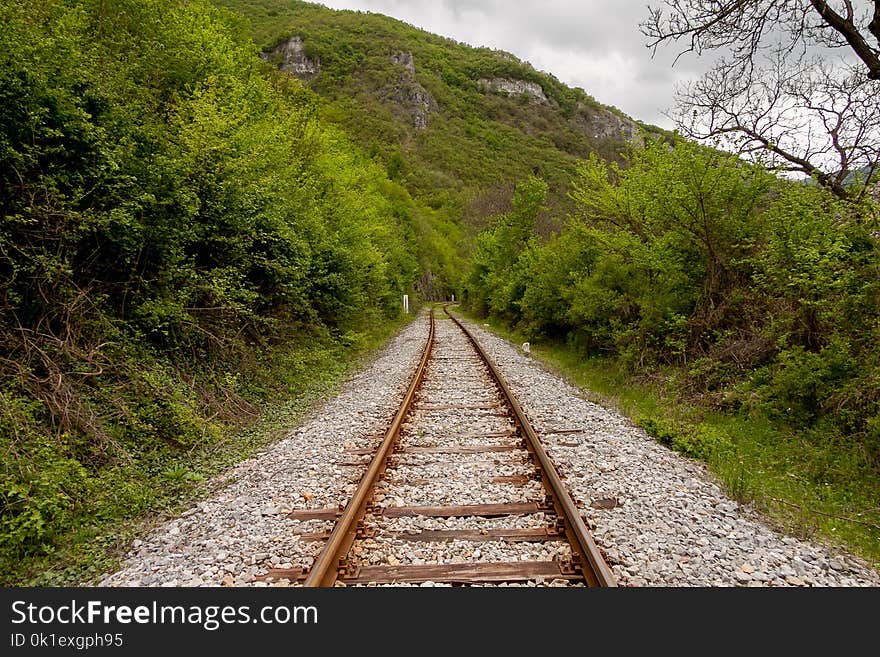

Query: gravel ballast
left=100, top=314, right=430, bottom=587
left=100, top=309, right=880, bottom=587
left=458, top=314, right=880, bottom=587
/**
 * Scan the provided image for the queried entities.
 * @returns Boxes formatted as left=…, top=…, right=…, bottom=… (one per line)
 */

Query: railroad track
left=261, top=305, right=615, bottom=587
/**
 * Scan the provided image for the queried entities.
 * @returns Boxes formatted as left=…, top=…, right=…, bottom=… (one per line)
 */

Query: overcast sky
left=314, top=0, right=713, bottom=129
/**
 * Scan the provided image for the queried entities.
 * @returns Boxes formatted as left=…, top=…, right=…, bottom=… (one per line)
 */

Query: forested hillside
left=216, top=0, right=668, bottom=296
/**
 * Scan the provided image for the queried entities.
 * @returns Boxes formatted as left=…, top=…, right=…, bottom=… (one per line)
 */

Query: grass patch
left=459, top=309, right=880, bottom=568
left=2, top=313, right=415, bottom=586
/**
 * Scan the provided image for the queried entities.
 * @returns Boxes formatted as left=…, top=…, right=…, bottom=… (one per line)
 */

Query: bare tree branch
left=870, top=1, right=880, bottom=43
left=643, top=1, right=880, bottom=199
left=642, top=1, right=880, bottom=77
left=809, top=0, right=880, bottom=78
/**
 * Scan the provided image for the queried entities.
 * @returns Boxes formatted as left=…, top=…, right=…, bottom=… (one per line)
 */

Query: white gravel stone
left=456, top=313, right=880, bottom=587
left=100, top=313, right=430, bottom=587
left=99, top=309, right=880, bottom=587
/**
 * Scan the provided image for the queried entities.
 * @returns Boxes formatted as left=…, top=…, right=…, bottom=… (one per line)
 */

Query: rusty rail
left=303, top=304, right=614, bottom=587
left=444, top=306, right=616, bottom=587
left=303, top=308, right=436, bottom=587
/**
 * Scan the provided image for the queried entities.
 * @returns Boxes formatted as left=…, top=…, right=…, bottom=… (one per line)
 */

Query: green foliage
left=0, top=392, right=91, bottom=558
left=467, top=176, right=547, bottom=319
left=469, top=140, right=775, bottom=357
left=638, top=416, right=732, bottom=460
left=215, top=0, right=670, bottom=298
left=0, top=0, right=423, bottom=574
left=465, top=136, right=880, bottom=545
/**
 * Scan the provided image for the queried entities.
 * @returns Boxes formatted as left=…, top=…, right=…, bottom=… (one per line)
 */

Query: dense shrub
left=0, top=0, right=420, bottom=566
left=465, top=137, right=880, bottom=461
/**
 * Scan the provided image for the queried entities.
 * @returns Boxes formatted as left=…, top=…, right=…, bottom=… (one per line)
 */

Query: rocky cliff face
left=573, top=103, right=643, bottom=145
left=260, top=36, right=320, bottom=80
left=477, top=77, right=641, bottom=144
left=477, top=78, right=548, bottom=104
left=263, top=39, right=438, bottom=131
left=391, top=50, right=415, bottom=76
left=383, top=51, right=437, bottom=130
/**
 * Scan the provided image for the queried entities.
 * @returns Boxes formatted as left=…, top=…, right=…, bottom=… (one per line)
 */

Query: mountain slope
left=216, top=0, right=669, bottom=292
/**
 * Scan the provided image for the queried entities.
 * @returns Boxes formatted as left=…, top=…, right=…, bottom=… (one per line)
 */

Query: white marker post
left=403, top=294, right=409, bottom=314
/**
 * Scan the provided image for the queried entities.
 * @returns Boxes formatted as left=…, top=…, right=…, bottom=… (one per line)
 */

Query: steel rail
left=444, top=305, right=617, bottom=587
left=303, top=307, right=436, bottom=587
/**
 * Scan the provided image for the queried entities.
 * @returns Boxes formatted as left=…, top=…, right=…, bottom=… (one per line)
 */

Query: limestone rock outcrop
left=384, top=50, right=437, bottom=130
left=477, top=78, right=548, bottom=104
left=573, top=103, right=643, bottom=145
left=260, top=36, right=320, bottom=80
left=391, top=50, right=416, bottom=76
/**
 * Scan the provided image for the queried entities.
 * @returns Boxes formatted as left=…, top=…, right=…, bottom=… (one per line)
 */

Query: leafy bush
left=0, top=392, right=91, bottom=557
left=0, top=0, right=422, bottom=568
left=637, top=416, right=730, bottom=459
left=465, top=135, right=880, bottom=462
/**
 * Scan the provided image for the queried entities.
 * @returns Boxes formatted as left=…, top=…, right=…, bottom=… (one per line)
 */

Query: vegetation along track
left=259, top=305, right=615, bottom=587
